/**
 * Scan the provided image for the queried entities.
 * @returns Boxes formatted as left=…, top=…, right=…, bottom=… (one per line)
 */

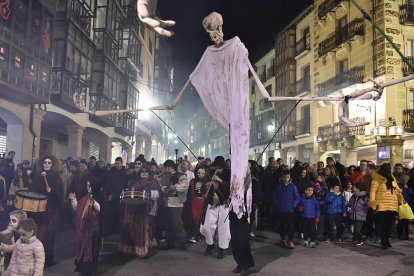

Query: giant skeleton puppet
left=94, top=5, right=414, bottom=216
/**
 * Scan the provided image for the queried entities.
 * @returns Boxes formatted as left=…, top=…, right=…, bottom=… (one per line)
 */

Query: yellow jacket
left=369, top=171, right=402, bottom=212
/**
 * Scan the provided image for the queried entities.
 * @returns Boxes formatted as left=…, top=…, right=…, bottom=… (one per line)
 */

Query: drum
left=14, top=190, right=48, bottom=212
left=121, top=188, right=149, bottom=205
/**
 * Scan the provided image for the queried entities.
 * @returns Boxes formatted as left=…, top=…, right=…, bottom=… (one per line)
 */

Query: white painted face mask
left=43, top=159, right=52, bottom=171
left=9, top=215, right=19, bottom=231
left=141, top=172, right=149, bottom=179
left=87, top=181, right=92, bottom=194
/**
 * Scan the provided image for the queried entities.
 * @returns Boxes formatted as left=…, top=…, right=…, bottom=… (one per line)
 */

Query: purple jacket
left=348, top=191, right=368, bottom=221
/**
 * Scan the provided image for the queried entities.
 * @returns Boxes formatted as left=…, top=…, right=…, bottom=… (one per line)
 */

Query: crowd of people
left=256, top=157, right=411, bottom=250
left=0, top=150, right=412, bottom=275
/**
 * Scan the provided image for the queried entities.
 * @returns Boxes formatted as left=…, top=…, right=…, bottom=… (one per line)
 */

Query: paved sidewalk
left=45, top=229, right=414, bottom=276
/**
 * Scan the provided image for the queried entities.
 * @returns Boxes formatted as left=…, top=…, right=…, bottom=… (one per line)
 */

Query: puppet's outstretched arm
left=90, top=79, right=191, bottom=116
left=245, top=56, right=270, bottom=99
left=137, top=0, right=175, bottom=37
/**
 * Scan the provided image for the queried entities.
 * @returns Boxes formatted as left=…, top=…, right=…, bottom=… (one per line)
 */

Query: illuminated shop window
left=26, top=59, right=37, bottom=80
left=12, top=48, right=24, bottom=71
left=41, top=69, right=48, bottom=83
left=0, top=41, right=9, bottom=63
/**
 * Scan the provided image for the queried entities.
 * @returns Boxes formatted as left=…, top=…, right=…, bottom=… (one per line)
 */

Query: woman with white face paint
left=29, top=154, right=64, bottom=267
left=121, top=164, right=160, bottom=258
left=69, top=180, right=101, bottom=275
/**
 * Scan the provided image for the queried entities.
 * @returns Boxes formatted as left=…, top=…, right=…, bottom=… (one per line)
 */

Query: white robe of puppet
left=190, top=36, right=252, bottom=220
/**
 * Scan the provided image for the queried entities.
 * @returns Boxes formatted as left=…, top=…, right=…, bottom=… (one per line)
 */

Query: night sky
left=156, top=0, right=313, bottom=137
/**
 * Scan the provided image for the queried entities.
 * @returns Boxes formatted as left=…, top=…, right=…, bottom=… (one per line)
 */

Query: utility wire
left=150, top=110, right=198, bottom=160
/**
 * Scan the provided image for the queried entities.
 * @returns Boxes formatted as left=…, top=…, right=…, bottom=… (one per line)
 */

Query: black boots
left=217, top=248, right=225, bottom=259
left=204, top=244, right=214, bottom=256
left=205, top=244, right=225, bottom=259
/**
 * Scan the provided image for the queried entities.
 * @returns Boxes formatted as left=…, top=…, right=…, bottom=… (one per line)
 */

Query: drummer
left=29, top=154, right=64, bottom=267
left=121, top=164, right=160, bottom=258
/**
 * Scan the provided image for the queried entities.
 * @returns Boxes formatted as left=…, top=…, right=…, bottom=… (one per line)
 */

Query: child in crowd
left=325, top=184, right=346, bottom=242
left=273, top=170, right=300, bottom=249
left=6, top=218, right=45, bottom=276
left=314, top=175, right=328, bottom=240
left=298, top=185, right=320, bottom=248
left=348, top=184, right=368, bottom=246
left=343, top=182, right=353, bottom=206
left=342, top=182, right=353, bottom=233
left=398, top=181, right=413, bottom=240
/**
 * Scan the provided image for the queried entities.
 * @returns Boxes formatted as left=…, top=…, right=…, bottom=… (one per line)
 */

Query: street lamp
left=267, top=123, right=275, bottom=134
left=175, top=148, right=178, bottom=164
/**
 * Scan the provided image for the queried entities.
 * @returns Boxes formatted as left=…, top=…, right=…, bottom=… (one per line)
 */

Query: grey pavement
left=44, top=228, right=414, bottom=276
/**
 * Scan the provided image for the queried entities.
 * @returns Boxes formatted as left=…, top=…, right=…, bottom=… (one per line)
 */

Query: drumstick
left=41, top=172, right=51, bottom=192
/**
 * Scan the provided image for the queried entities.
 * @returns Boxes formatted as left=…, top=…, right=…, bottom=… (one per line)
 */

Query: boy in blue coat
left=273, top=170, right=300, bottom=249
left=325, top=184, right=346, bottom=242
left=298, top=185, right=320, bottom=248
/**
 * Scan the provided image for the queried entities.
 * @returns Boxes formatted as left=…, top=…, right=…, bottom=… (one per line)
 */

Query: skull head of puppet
left=8, top=210, right=27, bottom=232
left=203, top=12, right=224, bottom=46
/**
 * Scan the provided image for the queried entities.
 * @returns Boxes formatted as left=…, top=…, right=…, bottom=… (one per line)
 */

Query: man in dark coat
left=103, top=157, right=127, bottom=236
left=258, top=157, right=278, bottom=230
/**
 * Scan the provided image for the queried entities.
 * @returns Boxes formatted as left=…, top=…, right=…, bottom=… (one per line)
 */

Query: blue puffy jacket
left=273, top=180, right=300, bottom=213
left=325, top=192, right=346, bottom=215
left=299, top=195, right=320, bottom=219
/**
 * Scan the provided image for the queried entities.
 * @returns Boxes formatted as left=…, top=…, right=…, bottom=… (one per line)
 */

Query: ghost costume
left=190, top=36, right=252, bottom=219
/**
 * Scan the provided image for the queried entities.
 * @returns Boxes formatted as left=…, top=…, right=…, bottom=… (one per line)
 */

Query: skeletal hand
left=137, top=0, right=175, bottom=37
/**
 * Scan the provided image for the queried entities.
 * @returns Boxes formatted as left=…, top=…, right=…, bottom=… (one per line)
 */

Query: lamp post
left=175, top=148, right=178, bottom=164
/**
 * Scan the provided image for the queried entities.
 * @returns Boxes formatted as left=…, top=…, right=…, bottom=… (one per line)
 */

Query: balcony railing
left=402, top=56, right=414, bottom=76
left=296, top=118, right=311, bottom=136
left=318, top=0, right=345, bottom=20
left=89, top=93, right=118, bottom=126
left=296, top=76, right=311, bottom=94
left=115, top=112, right=136, bottom=136
left=65, top=0, right=94, bottom=33
left=318, top=18, right=365, bottom=57
left=296, top=34, right=311, bottom=58
left=274, top=123, right=296, bottom=142
left=403, top=109, right=414, bottom=132
left=400, top=3, right=414, bottom=25
left=318, top=118, right=365, bottom=140
left=317, top=66, right=365, bottom=96
left=51, top=68, right=89, bottom=112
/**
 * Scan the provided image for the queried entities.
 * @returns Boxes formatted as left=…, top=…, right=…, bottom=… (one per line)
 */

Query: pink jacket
left=6, top=236, right=44, bottom=276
